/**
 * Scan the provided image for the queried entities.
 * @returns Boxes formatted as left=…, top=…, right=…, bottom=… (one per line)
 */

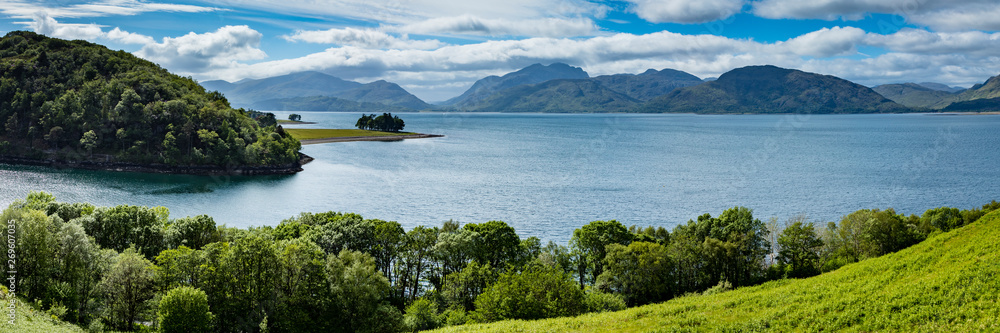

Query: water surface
left=3, top=112, right=999, bottom=243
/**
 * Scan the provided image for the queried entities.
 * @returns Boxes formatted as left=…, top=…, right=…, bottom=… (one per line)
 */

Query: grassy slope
left=432, top=210, right=1000, bottom=333
left=284, top=128, right=414, bottom=140
left=0, top=298, right=85, bottom=333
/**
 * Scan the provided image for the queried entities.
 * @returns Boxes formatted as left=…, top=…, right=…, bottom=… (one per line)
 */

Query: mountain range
left=204, top=63, right=1000, bottom=114
left=202, top=72, right=430, bottom=111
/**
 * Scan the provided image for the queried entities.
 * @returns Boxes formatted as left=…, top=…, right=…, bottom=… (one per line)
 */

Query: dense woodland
left=0, top=31, right=300, bottom=167
left=4, top=191, right=996, bottom=332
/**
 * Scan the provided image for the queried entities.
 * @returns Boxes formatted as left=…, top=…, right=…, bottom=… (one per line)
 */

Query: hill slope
left=433, top=210, right=1000, bottom=332
left=872, top=83, right=956, bottom=109
left=463, top=79, right=640, bottom=113
left=591, top=68, right=703, bottom=101
left=643, top=65, right=912, bottom=114
left=444, top=63, right=589, bottom=107
left=0, top=31, right=301, bottom=172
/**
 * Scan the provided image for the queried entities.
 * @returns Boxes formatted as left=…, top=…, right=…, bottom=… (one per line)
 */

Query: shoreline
left=0, top=153, right=313, bottom=176
left=299, top=133, right=444, bottom=145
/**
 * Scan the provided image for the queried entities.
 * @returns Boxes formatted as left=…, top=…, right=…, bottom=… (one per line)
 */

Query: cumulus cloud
left=0, top=0, right=218, bottom=19
left=282, top=27, right=444, bottom=50
left=396, top=15, right=598, bottom=37
left=752, top=0, right=1000, bottom=31
left=136, top=25, right=267, bottom=74
left=780, top=26, right=866, bottom=57
left=626, top=0, right=745, bottom=24
left=28, top=12, right=154, bottom=44
left=864, top=29, right=1000, bottom=56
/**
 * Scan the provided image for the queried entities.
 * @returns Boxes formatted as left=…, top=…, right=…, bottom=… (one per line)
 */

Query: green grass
left=284, top=128, right=415, bottom=140
left=0, top=297, right=85, bottom=333
left=430, top=210, right=1000, bottom=333
left=277, top=119, right=311, bottom=124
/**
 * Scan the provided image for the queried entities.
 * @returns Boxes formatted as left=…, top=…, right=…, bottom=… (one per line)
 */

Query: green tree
left=288, top=114, right=301, bottom=121
left=326, top=250, right=403, bottom=333
left=596, top=241, right=674, bottom=306
left=79, top=129, right=98, bottom=156
left=224, top=234, right=279, bottom=332
left=57, top=220, right=110, bottom=323
left=158, top=286, right=213, bottom=333
left=463, top=220, right=522, bottom=270
left=100, top=247, right=155, bottom=331
left=164, top=215, right=220, bottom=250
left=9, top=208, right=56, bottom=300
left=441, top=261, right=495, bottom=311
left=776, top=221, right=823, bottom=278
left=85, top=205, right=166, bottom=259
left=570, top=220, right=632, bottom=287
left=472, top=264, right=585, bottom=322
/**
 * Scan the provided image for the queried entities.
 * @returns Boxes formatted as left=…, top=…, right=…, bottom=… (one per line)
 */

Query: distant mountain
left=942, top=97, right=1000, bottom=112
left=591, top=69, right=703, bottom=101
left=872, top=83, right=956, bottom=109
left=201, top=71, right=430, bottom=111
left=462, top=79, right=640, bottom=112
left=203, top=71, right=362, bottom=107
left=917, top=82, right=965, bottom=93
left=443, top=63, right=589, bottom=107
left=253, top=95, right=412, bottom=112
left=331, top=80, right=431, bottom=110
left=643, top=65, right=911, bottom=114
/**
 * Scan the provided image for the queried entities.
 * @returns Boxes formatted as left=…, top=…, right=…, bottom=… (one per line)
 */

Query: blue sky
left=2, top=0, right=1000, bottom=101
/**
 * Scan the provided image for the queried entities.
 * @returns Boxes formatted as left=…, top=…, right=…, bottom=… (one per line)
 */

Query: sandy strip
left=299, top=134, right=444, bottom=145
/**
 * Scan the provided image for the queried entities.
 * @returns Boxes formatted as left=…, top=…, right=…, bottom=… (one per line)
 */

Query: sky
left=2, top=1, right=1000, bottom=102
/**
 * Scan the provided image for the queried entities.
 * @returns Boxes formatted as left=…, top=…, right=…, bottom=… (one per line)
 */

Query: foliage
left=158, top=287, right=213, bottom=333
left=403, top=298, right=443, bottom=332
left=472, top=265, right=585, bottom=322
left=287, top=114, right=301, bottom=121
left=569, top=220, right=632, bottom=286
left=0, top=31, right=300, bottom=167
left=596, top=242, right=673, bottom=306
left=100, top=247, right=155, bottom=331
left=426, top=210, right=1000, bottom=333
left=355, top=113, right=405, bottom=132
left=776, top=221, right=823, bottom=278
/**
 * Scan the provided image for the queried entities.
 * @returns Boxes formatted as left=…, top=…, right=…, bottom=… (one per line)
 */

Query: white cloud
left=395, top=15, right=598, bottom=37
left=780, top=26, right=866, bottom=57
left=28, top=11, right=104, bottom=40
left=752, top=0, right=1000, bottom=31
left=136, top=25, right=267, bottom=74
left=0, top=0, right=218, bottom=19
left=28, top=11, right=153, bottom=44
left=626, top=0, right=745, bottom=24
left=283, top=27, right=444, bottom=50
left=864, top=29, right=1000, bottom=56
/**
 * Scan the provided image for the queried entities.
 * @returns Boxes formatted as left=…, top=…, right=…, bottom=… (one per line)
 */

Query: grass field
left=276, top=119, right=314, bottom=124
left=284, top=128, right=415, bottom=140
left=431, top=210, right=1000, bottom=333
left=0, top=297, right=86, bottom=333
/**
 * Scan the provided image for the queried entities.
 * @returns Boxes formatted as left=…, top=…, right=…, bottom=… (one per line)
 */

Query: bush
left=472, top=265, right=585, bottom=322
left=403, top=298, right=442, bottom=332
left=583, top=290, right=626, bottom=313
left=157, top=287, right=213, bottom=333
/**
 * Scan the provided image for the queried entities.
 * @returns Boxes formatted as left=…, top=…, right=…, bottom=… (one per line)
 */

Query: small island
left=284, top=113, right=443, bottom=144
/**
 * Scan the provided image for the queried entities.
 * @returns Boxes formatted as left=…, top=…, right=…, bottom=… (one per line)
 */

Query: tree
left=596, top=241, right=674, bottom=306
left=441, top=261, right=495, bottom=311
left=288, top=114, right=301, bottom=121
left=57, top=221, right=110, bottom=323
left=224, top=234, right=280, bottom=332
left=472, top=264, right=585, bottom=322
left=776, top=221, right=823, bottom=278
left=570, top=220, right=632, bottom=287
left=9, top=208, right=56, bottom=301
left=100, top=247, right=155, bottom=331
left=80, top=129, right=98, bottom=156
left=85, top=205, right=166, bottom=259
left=164, top=215, right=220, bottom=250
left=326, top=250, right=403, bottom=333
left=158, top=287, right=213, bottom=333
left=463, top=220, right=522, bottom=270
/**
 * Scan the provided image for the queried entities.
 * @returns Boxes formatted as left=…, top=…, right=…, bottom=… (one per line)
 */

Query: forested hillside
left=3, top=191, right=995, bottom=332
left=0, top=31, right=300, bottom=170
